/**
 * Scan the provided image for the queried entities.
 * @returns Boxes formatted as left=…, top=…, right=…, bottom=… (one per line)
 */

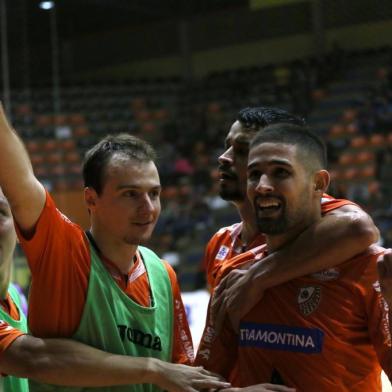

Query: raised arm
left=0, top=103, right=46, bottom=234
left=213, top=204, right=378, bottom=330
left=1, top=334, right=230, bottom=391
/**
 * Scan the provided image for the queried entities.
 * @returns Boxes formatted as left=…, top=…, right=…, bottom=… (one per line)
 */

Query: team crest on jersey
left=311, top=268, right=339, bottom=281
left=216, top=245, right=229, bottom=261
left=298, top=286, right=321, bottom=316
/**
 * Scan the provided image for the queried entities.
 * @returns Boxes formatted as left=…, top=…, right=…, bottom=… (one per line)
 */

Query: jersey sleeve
left=16, top=190, right=91, bottom=337
left=321, top=194, right=358, bottom=215
left=163, top=262, right=194, bottom=364
left=0, top=320, right=24, bottom=357
left=195, top=300, right=237, bottom=380
left=360, top=249, right=392, bottom=380
left=202, top=233, right=222, bottom=290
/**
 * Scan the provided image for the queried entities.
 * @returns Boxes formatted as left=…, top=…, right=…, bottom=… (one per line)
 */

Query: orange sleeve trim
left=163, top=262, right=195, bottom=364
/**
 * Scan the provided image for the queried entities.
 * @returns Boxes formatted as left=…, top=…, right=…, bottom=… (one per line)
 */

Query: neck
left=236, top=199, right=259, bottom=245
left=90, top=227, right=137, bottom=274
left=0, top=260, right=11, bottom=299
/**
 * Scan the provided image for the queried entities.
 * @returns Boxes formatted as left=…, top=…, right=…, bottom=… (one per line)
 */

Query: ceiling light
left=39, top=1, right=55, bottom=10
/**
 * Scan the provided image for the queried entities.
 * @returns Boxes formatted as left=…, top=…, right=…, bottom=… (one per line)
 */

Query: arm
left=365, top=249, right=392, bottom=381
left=377, top=249, right=392, bottom=324
left=0, top=103, right=46, bottom=234
left=1, top=335, right=230, bottom=391
left=214, top=204, right=379, bottom=330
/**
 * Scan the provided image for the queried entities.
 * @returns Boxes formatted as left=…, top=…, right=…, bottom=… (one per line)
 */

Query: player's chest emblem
left=216, top=245, right=230, bottom=261
left=298, top=286, right=321, bottom=316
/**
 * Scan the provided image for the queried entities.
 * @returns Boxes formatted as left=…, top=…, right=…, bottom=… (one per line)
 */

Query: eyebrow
left=116, top=184, right=162, bottom=190
left=248, top=159, right=293, bottom=170
left=225, top=136, right=251, bottom=146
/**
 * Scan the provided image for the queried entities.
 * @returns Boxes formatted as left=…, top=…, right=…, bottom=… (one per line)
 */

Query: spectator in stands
left=0, top=104, right=230, bottom=392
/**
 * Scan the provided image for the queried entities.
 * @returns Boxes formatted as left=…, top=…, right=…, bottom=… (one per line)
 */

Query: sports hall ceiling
left=6, top=0, right=247, bottom=44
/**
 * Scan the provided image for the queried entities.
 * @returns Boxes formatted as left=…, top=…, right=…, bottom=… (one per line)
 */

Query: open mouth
left=255, top=198, right=282, bottom=216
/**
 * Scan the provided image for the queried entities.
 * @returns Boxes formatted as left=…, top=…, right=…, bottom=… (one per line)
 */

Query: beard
left=219, top=185, right=246, bottom=202
left=256, top=214, right=290, bottom=234
left=254, top=198, right=290, bottom=235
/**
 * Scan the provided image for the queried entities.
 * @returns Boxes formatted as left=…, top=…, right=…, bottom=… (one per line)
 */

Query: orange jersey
left=197, top=245, right=392, bottom=391
left=0, top=320, right=23, bottom=357
left=202, top=194, right=357, bottom=290
left=18, top=191, right=193, bottom=364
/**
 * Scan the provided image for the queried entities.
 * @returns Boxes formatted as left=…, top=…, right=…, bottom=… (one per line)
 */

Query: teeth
left=257, top=199, right=280, bottom=208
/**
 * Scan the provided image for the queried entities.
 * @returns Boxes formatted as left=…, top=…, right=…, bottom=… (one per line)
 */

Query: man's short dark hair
left=83, top=133, right=156, bottom=194
left=250, top=123, right=327, bottom=171
left=237, top=106, right=305, bottom=130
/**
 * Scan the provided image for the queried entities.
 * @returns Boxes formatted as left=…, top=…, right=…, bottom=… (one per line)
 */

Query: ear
left=84, top=187, right=98, bottom=211
left=313, top=170, right=330, bottom=195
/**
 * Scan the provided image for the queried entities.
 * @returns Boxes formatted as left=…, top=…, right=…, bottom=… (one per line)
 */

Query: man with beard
left=201, top=106, right=378, bottom=332
left=0, top=104, right=230, bottom=392
left=197, top=124, right=391, bottom=391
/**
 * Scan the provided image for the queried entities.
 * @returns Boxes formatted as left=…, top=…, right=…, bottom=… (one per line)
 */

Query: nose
left=139, top=194, right=155, bottom=214
left=255, top=174, right=274, bottom=194
left=218, top=147, right=233, bottom=166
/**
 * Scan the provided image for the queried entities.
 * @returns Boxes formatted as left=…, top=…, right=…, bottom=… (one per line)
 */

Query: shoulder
left=206, top=222, right=242, bottom=250
left=321, top=193, right=359, bottom=214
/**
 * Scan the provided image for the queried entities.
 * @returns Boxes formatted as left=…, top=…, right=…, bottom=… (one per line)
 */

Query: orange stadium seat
left=50, top=164, right=66, bottom=176
left=342, top=109, right=357, bottom=123
left=360, top=164, right=376, bottom=179
left=345, top=123, right=358, bottom=134
left=46, top=152, right=63, bottom=164
left=35, top=114, right=53, bottom=127
left=356, top=151, right=375, bottom=164
left=343, top=167, right=359, bottom=181
left=68, top=113, right=86, bottom=125
left=64, top=151, right=80, bottom=164
left=350, top=135, right=368, bottom=149
left=30, top=153, right=45, bottom=166
left=60, top=139, right=76, bottom=151
left=329, top=124, right=345, bottom=137
left=369, top=133, right=385, bottom=147
left=42, top=139, right=58, bottom=152
left=53, top=114, right=67, bottom=126
left=73, top=125, right=90, bottom=137
left=26, top=140, right=41, bottom=154
left=339, top=152, right=356, bottom=165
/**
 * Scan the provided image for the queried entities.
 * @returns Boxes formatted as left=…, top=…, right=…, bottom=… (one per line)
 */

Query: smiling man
left=0, top=105, right=230, bottom=392
left=198, top=124, right=391, bottom=391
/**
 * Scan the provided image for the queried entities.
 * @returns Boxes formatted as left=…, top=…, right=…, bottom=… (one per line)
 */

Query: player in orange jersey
left=0, top=104, right=231, bottom=392
left=201, top=106, right=378, bottom=331
left=199, top=123, right=391, bottom=390
left=0, top=186, right=228, bottom=390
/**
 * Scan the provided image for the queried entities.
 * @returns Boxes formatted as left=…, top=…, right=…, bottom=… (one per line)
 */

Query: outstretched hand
left=377, top=249, right=392, bottom=307
left=154, top=361, right=230, bottom=392
left=211, top=261, right=256, bottom=333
